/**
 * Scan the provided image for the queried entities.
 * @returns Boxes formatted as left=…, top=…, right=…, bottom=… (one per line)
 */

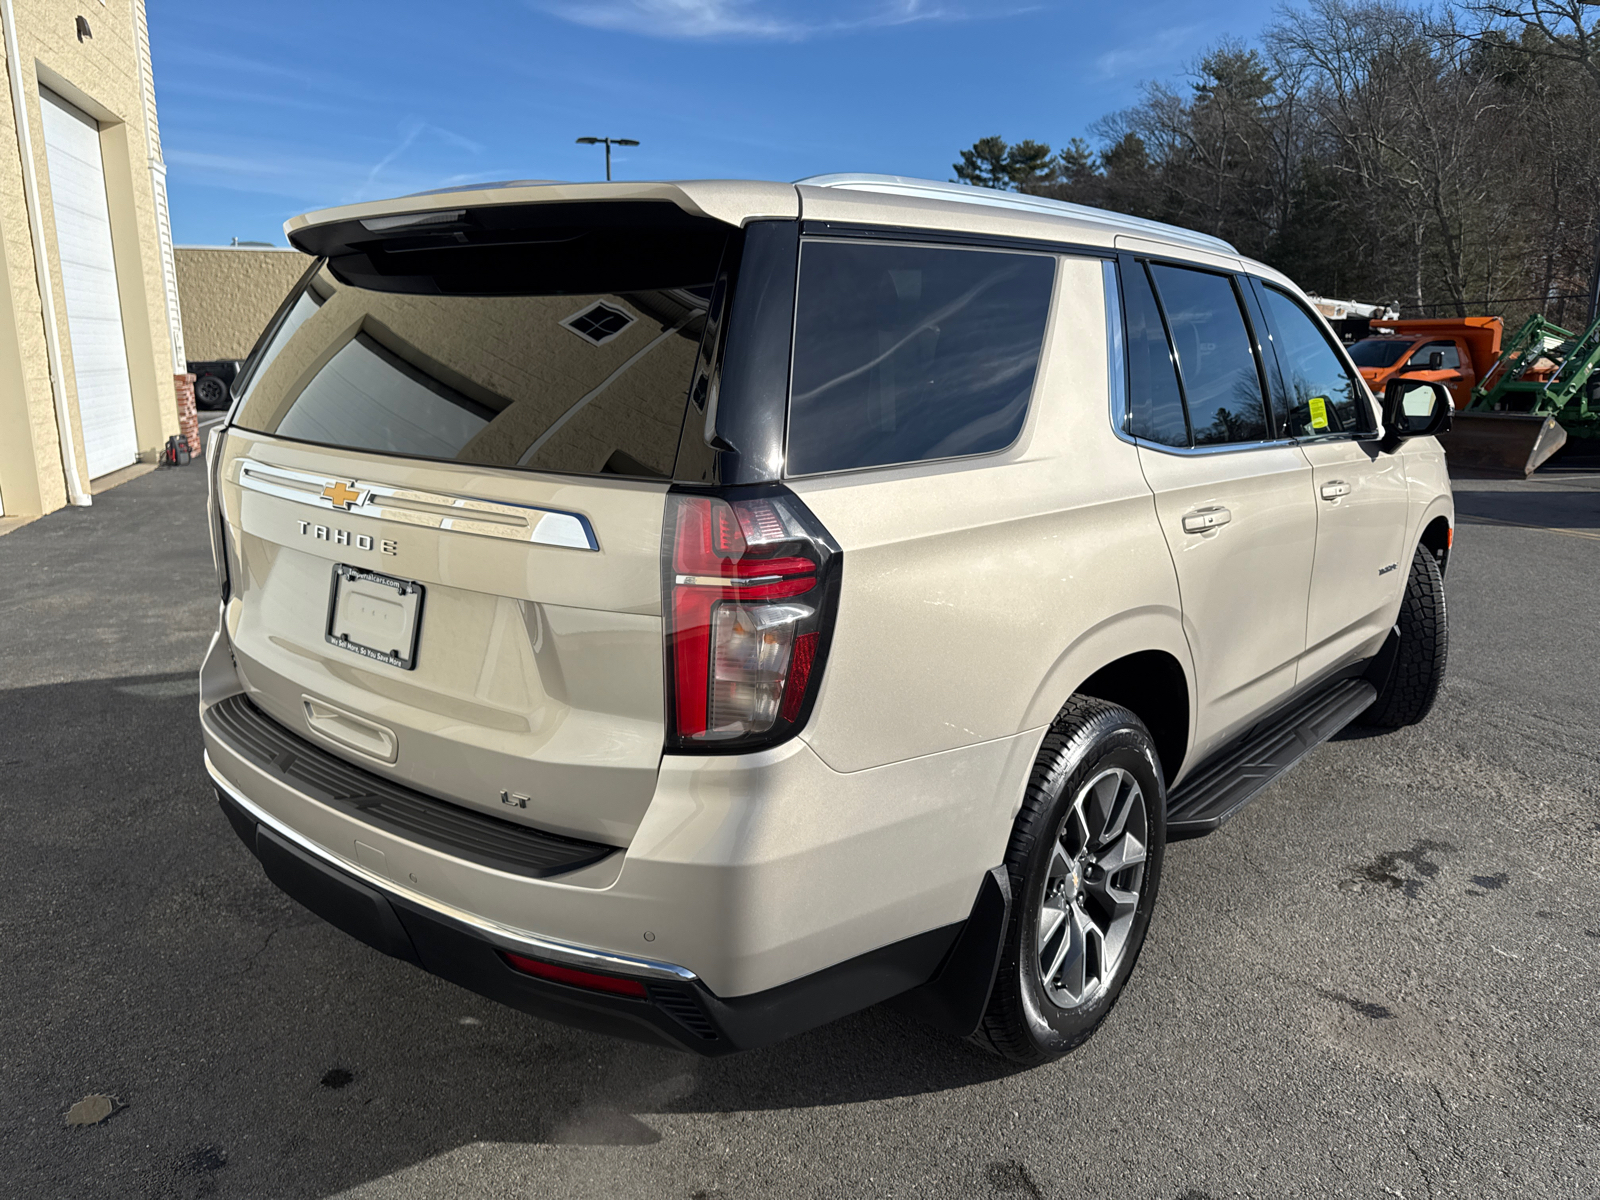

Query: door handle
left=1320, top=480, right=1351, bottom=500
left=1182, top=506, right=1232, bottom=534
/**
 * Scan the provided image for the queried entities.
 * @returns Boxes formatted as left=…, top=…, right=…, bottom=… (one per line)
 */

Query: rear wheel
left=972, top=697, right=1166, bottom=1064
left=1361, top=545, right=1448, bottom=728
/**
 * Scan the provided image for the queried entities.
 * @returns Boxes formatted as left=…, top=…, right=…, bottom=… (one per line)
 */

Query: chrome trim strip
left=204, top=751, right=698, bottom=982
left=235, top=459, right=599, bottom=551
left=1133, top=436, right=1300, bottom=458
left=673, top=573, right=786, bottom=588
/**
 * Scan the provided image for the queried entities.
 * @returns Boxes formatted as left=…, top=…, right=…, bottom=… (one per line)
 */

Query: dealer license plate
left=325, top=564, right=424, bottom=670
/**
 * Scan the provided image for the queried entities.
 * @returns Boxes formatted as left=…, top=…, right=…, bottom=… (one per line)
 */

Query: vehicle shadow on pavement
left=1450, top=488, right=1600, bottom=529
left=1, top=671, right=1023, bottom=1198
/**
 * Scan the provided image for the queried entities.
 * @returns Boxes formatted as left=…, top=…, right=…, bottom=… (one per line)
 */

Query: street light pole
left=575, top=136, right=639, bottom=182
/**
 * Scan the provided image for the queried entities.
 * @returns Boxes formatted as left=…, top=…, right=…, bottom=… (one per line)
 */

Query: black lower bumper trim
left=255, top=826, right=421, bottom=964
left=216, top=788, right=974, bottom=1054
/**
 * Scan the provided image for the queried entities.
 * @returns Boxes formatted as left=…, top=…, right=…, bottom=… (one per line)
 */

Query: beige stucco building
left=0, top=0, right=189, bottom=519
left=175, top=245, right=306, bottom=361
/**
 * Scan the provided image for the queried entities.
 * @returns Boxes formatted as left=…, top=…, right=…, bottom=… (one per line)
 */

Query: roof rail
left=796, top=174, right=1238, bottom=256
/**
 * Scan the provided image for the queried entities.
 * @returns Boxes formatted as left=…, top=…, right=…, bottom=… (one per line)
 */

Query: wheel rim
left=1034, top=766, right=1149, bottom=1011
left=197, top=378, right=225, bottom=405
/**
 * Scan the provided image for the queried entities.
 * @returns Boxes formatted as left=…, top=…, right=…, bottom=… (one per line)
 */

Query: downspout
left=1, top=0, right=90, bottom=506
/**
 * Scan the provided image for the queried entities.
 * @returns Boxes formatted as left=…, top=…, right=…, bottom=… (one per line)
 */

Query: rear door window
left=1122, top=261, right=1189, bottom=446
left=1148, top=265, right=1270, bottom=446
left=1259, top=286, right=1372, bottom=436
left=232, top=262, right=720, bottom=480
left=785, top=240, right=1056, bottom=475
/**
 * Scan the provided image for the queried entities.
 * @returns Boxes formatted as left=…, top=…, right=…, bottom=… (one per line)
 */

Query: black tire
left=972, top=697, right=1166, bottom=1064
left=1361, top=545, right=1448, bottom=728
left=194, top=374, right=230, bottom=410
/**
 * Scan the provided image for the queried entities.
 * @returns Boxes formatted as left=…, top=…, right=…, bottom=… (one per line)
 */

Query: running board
left=1165, top=677, right=1377, bottom=840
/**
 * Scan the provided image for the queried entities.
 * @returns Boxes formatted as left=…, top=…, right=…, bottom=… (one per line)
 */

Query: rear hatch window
left=235, top=223, right=727, bottom=480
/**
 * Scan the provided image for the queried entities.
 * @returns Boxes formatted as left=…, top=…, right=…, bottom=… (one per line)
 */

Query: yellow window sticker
left=1308, top=396, right=1329, bottom=429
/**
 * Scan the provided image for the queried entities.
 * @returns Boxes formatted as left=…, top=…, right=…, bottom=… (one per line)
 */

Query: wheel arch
left=1023, top=608, right=1194, bottom=787
left=1073, top=651, right=1190, bottom=787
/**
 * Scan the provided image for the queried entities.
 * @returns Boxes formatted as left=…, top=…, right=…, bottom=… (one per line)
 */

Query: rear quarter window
left=785, top=240, right=1056, bottom=476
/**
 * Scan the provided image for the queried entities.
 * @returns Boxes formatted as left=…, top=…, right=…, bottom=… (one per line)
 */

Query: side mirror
left=1381, top=378, right=1452, bottom=451
left=1427, top=350, right=1444, bottom=371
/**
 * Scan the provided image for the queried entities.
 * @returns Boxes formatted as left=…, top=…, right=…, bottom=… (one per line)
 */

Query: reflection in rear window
left=786, top=241, right=1055, bottom=475
left=232, top=264, right=716, bottom=479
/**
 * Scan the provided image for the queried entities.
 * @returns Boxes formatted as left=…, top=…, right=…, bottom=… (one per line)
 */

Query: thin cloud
left=168, top=136, right=484, bottom=209
left=534, top=0, right=995, bottom=41
left=357, top=121, right=486, bottom=200
left=1095, top=24, right=1204, bottom=80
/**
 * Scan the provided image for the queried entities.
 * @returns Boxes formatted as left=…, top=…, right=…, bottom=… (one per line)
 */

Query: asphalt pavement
left=1, top=460, right=1596, bottom=1199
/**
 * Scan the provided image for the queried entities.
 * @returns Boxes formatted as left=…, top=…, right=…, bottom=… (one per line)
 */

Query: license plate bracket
left=326, top=564, right=424, bottom=670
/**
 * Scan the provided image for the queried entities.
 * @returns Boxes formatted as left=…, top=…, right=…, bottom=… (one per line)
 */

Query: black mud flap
left=889, top=866, right=1011, bottom=1037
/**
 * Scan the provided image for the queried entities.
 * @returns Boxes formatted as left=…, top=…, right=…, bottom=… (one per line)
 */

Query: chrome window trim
left=1128, top=434, right=1299, bottom=458
left=206, top=753, right=699, bottom=983
left=234, top=458, right=600, bottom=551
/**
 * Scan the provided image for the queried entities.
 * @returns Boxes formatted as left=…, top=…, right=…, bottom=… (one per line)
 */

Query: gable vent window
left=561, top=301, right=635, bottom=346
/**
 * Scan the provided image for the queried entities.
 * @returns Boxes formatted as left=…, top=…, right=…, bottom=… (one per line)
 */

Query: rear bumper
left=199, top=596, right=1038, bottom=1045
left=214, top=776, right=980, bottom=1054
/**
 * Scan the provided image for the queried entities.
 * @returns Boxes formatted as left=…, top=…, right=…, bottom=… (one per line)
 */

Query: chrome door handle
left=1182, top=506, right=1232, bottom=534
left=1320, top=480, right=1351, bottom=500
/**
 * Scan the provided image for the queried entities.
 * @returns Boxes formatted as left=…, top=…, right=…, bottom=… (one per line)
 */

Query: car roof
left=283, top=174, right=1241, bottom=263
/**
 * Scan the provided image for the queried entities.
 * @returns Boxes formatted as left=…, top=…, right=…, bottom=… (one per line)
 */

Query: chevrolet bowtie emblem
left=321, top=481, right=364, bottom=510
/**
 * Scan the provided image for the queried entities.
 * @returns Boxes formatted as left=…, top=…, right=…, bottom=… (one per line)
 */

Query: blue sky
left=150, top=0, right=1281, bottom=246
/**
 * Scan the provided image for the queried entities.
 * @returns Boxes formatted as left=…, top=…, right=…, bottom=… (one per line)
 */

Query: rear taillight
left=662, top=487, right=840, bottom=752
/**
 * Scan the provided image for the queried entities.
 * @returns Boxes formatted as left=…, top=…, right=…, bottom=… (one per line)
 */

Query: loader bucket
left=1439, top=413, right=1568, bottom=477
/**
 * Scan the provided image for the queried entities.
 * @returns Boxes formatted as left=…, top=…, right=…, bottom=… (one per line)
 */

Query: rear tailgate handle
left=1182, top=506, right=1232, bottom=534
left=1320, top=480, right=1352, bottom=501
left=304, top=697, right=398, bottom=763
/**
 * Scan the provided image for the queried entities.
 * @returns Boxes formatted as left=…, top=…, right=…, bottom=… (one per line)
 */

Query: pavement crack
left=1314, top=986, right=1396, bottom=1019
left=239, top=927, right=281, bottom=976
left=1430, top=1083, right=1451, bottom=1118
left=1405, top=1142, right=1438, bottom=1200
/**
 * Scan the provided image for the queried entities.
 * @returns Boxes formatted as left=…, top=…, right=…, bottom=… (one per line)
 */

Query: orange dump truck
left=1348, top=317, right=1503, bottom=409
left=1349, top=317, right=1567, bottom=474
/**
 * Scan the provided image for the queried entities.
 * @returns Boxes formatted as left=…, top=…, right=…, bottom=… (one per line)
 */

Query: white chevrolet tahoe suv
left=200, top=175, right=1455, bottom=1062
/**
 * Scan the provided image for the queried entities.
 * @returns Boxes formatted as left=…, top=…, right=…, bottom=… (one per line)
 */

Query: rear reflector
left=502, top=952, right=648, bottom=998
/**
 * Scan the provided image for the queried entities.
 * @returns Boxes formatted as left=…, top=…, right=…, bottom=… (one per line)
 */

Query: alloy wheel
left=1034, top=766, right=1149, bottom=1010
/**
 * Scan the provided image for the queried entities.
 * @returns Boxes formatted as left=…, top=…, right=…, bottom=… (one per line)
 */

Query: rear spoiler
left=284, top=180, right=798, bottom=246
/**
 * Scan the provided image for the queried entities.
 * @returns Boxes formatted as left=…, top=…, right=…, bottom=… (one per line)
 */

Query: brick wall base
left=175, top=373, right=200, bottom=456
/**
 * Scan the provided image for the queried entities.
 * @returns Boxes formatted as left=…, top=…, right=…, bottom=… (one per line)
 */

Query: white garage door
left=39, top=88, right=139, bottom=480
